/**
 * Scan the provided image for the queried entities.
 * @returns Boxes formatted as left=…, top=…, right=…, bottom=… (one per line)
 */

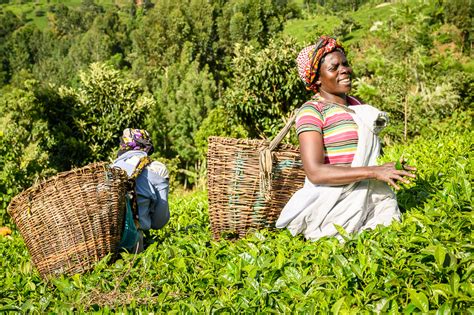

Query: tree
left=351, top=0, right=468, bottom=141
left=217, top=0, right=299, bottom=54
left=48, top=2, right=104, bottom=37
left=59, top=63, right=154, bottom=162
left=304, top=0, right=371, bottom=13
left=441, top=0, right=473, bottom=54
left=129, top=0, right=215, bottom=84
left=333, top=15, right=361, bottom=40
left=0, top=80, right=56, bottom=223
left=0, top=10, right=24, bottom=85
left=31, top=30, right=77, bottom=87
left=223, top=37, right=312, bottom=139
left=5, top=24, right=42, bottom=76
left=148, top=46, right=217, bottom=185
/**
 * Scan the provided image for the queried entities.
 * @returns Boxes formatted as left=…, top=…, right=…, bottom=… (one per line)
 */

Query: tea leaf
left=332, top=297, right=345, bottom=314
left=409, top=289, right=429, bottom=313
left=436, top=302, right=452, bottom=315
left=449, top=273, right=460, bottom=296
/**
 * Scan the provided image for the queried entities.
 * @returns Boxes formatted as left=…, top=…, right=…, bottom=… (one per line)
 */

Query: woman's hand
left=299, top=131, right=417, bottom=187
left=372, top=162, right=416, bottom=190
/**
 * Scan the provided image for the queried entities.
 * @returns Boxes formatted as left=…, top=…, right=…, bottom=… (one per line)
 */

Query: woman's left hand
left=372, top=162, right=416, bottom=190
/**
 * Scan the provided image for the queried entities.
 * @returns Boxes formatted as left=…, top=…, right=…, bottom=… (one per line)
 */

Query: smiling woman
left=276, top=36, right=417, bottom=241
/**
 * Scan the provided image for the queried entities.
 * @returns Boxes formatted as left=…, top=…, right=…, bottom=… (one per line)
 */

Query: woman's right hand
left=372, top=162, right=416, bottom=190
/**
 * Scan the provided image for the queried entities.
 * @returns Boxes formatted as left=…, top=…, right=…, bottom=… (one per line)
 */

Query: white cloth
left=275, top=105, right=400, bottom=240
left=124, top=155, right=170, bottom=179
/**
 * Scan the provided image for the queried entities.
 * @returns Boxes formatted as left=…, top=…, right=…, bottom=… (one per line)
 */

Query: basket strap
left=128, top=156, right=153, bottom=227
left=259, top=111, right=298, bottom=200
left=130, top=156, right=153, bottom=180
left=268, top=111, right=298, bottom=151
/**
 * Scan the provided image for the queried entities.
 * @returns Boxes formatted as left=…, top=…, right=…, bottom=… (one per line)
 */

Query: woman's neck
left=318, top=91, right=347, bottom=105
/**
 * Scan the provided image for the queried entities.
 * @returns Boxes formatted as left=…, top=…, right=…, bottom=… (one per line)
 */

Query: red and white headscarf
left=296, top=36, right=345, bottom=92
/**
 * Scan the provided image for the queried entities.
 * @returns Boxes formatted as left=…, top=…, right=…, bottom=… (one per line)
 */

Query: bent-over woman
left=276, top=36, right=416, bottom=240
left=113, top=128, right=170, bottom=251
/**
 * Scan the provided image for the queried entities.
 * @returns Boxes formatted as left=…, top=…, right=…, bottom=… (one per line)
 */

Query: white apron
left=275, top=105, right=400, bottom=240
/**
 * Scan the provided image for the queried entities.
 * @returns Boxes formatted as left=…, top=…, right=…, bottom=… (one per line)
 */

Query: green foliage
left=60, top=62, right=153, bottom=162
left=223, top=37, right=312, bottom=138
left=0, top=10, right=24, bottom=84
left=0, top=80, right=55, bottom=225
left=0, top=0, right=472, bottom=187
left=67, top=11, right=127, bottom=69
left=148, top=49, right=217, bottom=180
left=283, top=16, right=341, bottom=44
left=24, top=29, right=76, bottom=86
left=129, top=0, right=215, bottom=79
left=304, top=0, right=374, bottom=13
left=128, top=0, right=299, bottom=88
left=440, top=0, right=473, bottom=54
left=48, top=2, right=104, bottom=37
left=194, top=106, right=249, bottom=160
left=333, top=14, right=361, bottom=40
left=0, top=126, right=472, bottom=312
left=0, top=2, right=131, bottom=88
left=217, top=0, right=300, bottom=53
left=350, top=0, right=473, bottom=140
left=4, top=23, right=41, bottom=74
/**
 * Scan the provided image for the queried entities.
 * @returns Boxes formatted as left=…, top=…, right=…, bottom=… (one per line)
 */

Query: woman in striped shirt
left=276, top=36, right=416, bottom=240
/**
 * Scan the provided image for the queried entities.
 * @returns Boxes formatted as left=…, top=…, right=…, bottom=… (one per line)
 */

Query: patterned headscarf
left=118, top=128, right=154, bottom=157
left=296, top=36, right=345, bottom=92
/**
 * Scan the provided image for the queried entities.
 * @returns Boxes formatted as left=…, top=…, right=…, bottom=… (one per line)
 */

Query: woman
left=276, top=36, right=416, bottom=240
left=112, top=128, right=170, bottom=252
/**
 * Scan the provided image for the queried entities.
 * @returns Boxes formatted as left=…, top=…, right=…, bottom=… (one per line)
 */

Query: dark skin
left=300, top=50, right=416, bottom=190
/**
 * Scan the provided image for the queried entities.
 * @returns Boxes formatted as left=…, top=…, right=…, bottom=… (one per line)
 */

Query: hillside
left=0, top=0, right=472, bottom=312
left=283, top=1, right=401, bottom=45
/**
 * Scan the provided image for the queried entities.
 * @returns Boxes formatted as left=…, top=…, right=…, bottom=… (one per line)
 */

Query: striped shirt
left=296, top=95, right=362, bottom=166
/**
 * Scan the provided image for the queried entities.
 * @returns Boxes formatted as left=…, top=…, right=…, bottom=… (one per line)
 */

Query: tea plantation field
left=0, top=126, right=472, bottom=313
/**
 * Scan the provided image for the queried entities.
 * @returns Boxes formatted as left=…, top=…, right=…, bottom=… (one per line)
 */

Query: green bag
left=119, top=196, right=139, bottom=250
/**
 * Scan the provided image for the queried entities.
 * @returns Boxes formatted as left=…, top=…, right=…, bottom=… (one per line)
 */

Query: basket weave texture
left=7, top=162, right=128, bottom=279
left=207, top=135, right=306, bottom=239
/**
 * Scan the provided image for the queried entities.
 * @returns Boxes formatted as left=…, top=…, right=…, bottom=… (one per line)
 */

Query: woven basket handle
left=259, top=110, right=298, bottom=199
left=268, top=111, right=298, bottom=151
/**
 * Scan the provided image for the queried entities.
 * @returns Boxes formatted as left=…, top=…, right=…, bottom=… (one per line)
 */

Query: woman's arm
left=299, top=131, right=416, bottom=190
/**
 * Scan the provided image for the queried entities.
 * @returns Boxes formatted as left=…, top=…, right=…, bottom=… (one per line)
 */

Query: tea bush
left=0, top=123, right=472, bottom=313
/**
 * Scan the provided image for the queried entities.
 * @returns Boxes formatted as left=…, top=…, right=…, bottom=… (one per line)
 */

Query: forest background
left=0, top=0, right=472, bottom=312
left=0, top=0, right=472, bottom=210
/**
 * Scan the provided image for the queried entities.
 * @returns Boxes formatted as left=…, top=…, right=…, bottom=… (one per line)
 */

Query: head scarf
left=296, top=36, right=345, bottom=92
left=118, top=128, right=154, bottom=157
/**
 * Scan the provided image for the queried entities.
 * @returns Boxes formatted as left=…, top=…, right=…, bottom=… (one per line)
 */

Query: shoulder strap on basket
left=128, top=156, right=153, bottom=226
left=259, top=111, right=298, bottom=200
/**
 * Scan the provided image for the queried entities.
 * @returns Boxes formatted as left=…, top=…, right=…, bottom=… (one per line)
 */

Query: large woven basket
left=207, top=113, right=306, bottom=239
left=7, top=162, right=128, bottom=279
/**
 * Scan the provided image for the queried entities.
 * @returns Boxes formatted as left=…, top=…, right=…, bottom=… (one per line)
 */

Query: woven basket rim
left=208, top=136, right=300, bottom=151
left=7, top=162, right=124, bottom=215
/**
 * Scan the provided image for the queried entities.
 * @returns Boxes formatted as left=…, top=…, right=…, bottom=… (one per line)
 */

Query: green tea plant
left=0, top=123, right=472, bottom=313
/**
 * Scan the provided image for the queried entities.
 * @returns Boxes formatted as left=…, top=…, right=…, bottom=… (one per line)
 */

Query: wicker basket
left=7, top=162, right=128, bottom=279
left=207, top=113, right=306, bottom=239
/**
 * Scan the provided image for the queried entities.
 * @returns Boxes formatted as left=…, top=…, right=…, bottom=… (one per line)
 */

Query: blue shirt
left=112, top=151, right=170, bottom=231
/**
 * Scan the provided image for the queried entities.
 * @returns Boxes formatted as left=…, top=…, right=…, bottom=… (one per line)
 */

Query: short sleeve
left=295, top=102, right=324, bottom=135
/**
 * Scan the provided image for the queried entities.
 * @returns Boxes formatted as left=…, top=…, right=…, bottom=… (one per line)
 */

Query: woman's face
left=317, top=50, right=352, bottom=97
